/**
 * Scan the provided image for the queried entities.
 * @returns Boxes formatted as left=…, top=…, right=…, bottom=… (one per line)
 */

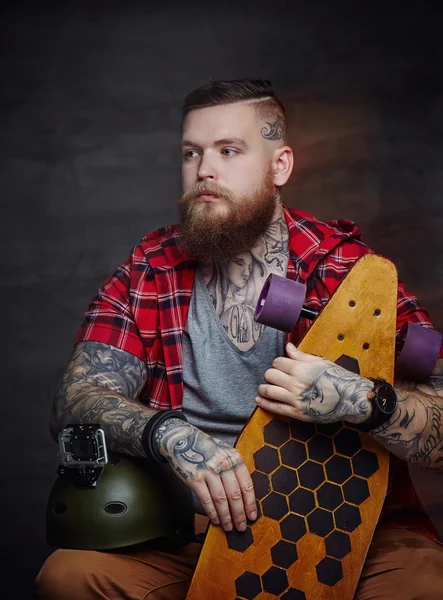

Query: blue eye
left=183, top=150, right=198, bottom=160
left=222, top=148, right=237, bottom=157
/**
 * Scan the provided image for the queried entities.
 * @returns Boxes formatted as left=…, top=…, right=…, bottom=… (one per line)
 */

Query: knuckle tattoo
left=218, top=457, right=233, bottom=471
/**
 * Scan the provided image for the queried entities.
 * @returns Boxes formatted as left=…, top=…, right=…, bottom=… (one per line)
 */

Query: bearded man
left=35, top=79, right=443, bottom=600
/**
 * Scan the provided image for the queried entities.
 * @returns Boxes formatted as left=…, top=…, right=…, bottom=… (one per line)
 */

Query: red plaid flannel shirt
left=76, top=205, right=436, bottom=407
left=76, top=205, right=442, bottom=542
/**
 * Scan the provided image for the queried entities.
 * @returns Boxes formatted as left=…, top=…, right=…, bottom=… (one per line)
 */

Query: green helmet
left=46, top=453, right=195, bottom=551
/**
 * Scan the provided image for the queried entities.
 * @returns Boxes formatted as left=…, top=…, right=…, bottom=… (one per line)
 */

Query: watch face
left=376, top=383, right=397, bottom=415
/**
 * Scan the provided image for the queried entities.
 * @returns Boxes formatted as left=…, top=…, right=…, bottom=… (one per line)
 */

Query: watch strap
left=354, top=378, right=397, bottom=433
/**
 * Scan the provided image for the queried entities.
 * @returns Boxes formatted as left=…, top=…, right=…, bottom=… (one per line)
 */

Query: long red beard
left=178, top=171, right=277, bottom=261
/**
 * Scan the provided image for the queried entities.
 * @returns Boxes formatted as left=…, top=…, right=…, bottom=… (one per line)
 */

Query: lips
left=198, top=190, right=220, bottom=202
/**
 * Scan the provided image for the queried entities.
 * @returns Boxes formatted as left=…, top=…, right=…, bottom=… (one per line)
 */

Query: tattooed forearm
left=261, top=350, right=443, bottom=472
left=261, top=118, right=286, bottom=141
left=51, top=341, right=156, bottom=458
left=370, top=360, right=443, bottom=472
left=154, top=418, right=256, bottom=532
left=59, top=388, right=157, bottom=457
left=155, top=418, right=242, bottom=480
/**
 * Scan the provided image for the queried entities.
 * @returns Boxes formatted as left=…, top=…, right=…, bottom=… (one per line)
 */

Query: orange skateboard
left=186, top=255, right=397, bottom=600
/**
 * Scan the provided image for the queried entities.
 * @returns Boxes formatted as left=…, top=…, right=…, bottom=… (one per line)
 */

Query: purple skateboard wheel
left=254, top=274, right=307, bottom=333
left=396, top=322, right=442, bottom=380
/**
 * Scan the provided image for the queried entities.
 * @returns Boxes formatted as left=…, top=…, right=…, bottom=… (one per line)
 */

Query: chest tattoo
left=204, top=218, right=289, bottom=351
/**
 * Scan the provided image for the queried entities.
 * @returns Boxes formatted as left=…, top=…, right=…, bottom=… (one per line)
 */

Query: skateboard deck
left=186, top=254, right=397, bottom=600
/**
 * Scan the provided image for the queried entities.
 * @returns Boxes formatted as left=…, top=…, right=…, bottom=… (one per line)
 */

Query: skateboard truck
left=255, top=273, right=441, bottom=380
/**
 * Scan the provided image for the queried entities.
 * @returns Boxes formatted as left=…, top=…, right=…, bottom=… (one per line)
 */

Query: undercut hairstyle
left=182, top=78, right=288, bottom=143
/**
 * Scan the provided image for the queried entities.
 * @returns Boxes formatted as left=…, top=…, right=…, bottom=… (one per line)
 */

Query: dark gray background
left=2, top=1, right=443, bottom=598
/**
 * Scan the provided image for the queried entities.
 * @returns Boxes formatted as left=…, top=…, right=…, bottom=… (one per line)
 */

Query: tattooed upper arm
left=50, top=341, right=149, bottom=443
left=62, top=341, right=148, bottom=398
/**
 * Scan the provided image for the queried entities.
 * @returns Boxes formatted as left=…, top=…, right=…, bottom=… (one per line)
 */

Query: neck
left=201, top=199, right=289, bottom=275
left=201, top=199, right=289, bottom=351
left=246, top=199, right=288, bottom=268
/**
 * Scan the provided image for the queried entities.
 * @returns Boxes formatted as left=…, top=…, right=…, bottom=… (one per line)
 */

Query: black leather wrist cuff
left=141, top=410, right=188, bottom=464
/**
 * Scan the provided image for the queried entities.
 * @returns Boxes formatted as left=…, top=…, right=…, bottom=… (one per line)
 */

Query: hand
left=154, top=419, right=257, bottom=532
left=256, top=343, right=373, bottom=424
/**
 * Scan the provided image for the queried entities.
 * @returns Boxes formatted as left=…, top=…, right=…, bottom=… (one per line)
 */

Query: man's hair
left=182, top=78, right=287, bottom=143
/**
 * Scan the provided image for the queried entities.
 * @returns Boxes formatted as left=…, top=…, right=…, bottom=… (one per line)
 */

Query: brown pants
left=35, top=518, right=443, bottom=600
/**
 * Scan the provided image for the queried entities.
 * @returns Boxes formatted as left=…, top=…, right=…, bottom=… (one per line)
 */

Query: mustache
left=180, top=181, right=235, bottom=204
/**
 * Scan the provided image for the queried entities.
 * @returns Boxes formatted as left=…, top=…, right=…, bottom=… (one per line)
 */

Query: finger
left=264, top=367, right=302, bottom=393
left=271, top=356, right=301, bottom=375
left=255, top=395, right=297, bottom=418
left=192, top=480, right=221, bottom=527
left=286, top=343, right=323, bottom=362
left=258, top=382, right=297, bottom=404
left=220, top=469, right=248, bottom=531
left=233, top=462, right=257, bottom=522
left=206, top=475, right=235, bottom=532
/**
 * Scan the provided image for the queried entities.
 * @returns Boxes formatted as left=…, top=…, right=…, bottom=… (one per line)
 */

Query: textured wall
left=1, top=2, right=442, bottom=598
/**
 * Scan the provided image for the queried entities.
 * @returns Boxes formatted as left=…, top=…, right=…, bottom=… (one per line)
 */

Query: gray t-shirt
left=182, top=270, right=286, bottom=447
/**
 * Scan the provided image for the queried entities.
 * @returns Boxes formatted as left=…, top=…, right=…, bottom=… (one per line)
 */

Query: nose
left=197, top=151, right=218, bottom=181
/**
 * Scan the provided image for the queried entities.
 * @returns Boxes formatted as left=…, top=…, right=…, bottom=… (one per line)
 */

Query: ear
left=271, top=146, right=294, bottom=186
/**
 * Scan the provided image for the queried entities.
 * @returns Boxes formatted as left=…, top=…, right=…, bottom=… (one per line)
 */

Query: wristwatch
left=354, top=378, right=398, bottom=432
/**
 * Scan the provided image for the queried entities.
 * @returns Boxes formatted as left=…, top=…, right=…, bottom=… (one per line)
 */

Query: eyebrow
left=180, top=137, right=249, bottom=151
